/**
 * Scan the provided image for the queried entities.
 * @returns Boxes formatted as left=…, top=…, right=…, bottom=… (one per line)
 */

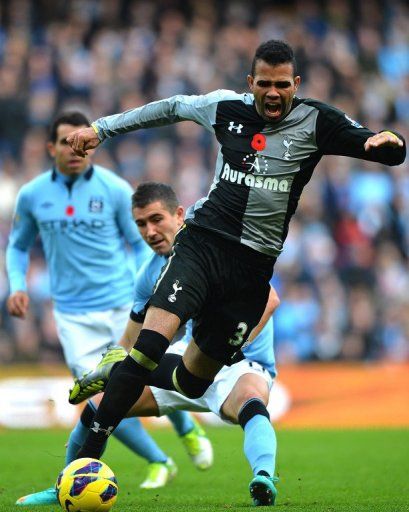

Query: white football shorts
left=53, top=303, right=132, bottom=377
left=150, top=341, right=273, bottom=424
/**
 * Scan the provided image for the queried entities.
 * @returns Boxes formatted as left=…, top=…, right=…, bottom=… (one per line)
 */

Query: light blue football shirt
left=132, top=252, right=277, bottom=377
left=6, top=165, right=151, bottom=313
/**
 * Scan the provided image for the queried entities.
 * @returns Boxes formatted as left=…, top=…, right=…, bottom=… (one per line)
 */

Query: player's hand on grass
left=68, top=345, right=127, bottom=404
left=364, top=131, right=403, bottom=151
left=7, top=291, right=30, bottom=319
left=67, top=126, right=101, bottom=157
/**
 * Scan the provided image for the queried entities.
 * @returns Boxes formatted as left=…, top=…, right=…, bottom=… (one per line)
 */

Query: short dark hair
left=250, top=40, right=297, bottom=76
left=49, top=111, right=90, bottom=142
left=132, top=182, right=179, bottom=212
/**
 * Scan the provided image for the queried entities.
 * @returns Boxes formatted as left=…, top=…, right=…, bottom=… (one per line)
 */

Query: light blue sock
left=243, top=415, right=277, bottom=477
left=66, top=401, right=168, bottom=465
left=166, top=411, right=195, bottom=436
left=113, top=416, right=168, bottom=463
left=65, top=419, right=89, bottom=465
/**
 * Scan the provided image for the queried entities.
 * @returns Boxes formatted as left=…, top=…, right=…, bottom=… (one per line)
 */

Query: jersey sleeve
left=242, top=317, right=276, bottom=378
left=312, top=100, right=406, bottom=165
left=93, top=90, right=241, bottom=140
left=114, top=179, right=152, bottom=269
left=6, top=187, right=39, bottom=293
left=131, top=256, right=160, bottom=319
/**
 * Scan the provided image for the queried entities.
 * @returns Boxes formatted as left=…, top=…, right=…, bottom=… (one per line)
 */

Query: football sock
left=65, top=417, right=90, bottom=465
left=76, top=327, right=192, bottom=460
left=69, top=401, right=168, bottom=464
left=243, top=415, right=277, bottom=477
left=166, top=411, right=195, bottom=437
left=77, top=355, right=149, bottom=459
left=65, top=401, right=107, bottom=463
left=114, top=417, right=168, bottom=463
left=147, top=353, right=182, bottom=390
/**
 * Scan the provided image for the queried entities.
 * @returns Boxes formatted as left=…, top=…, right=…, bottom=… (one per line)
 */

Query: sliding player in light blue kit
left=70, top=182, right=280, bottom=506
left=6, top=113, right=212, bottom=506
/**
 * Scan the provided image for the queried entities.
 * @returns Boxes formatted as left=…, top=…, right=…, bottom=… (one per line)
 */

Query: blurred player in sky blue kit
left=6, top=112, right=212, bottom=506
left=71, top=182, right=280, bottom=506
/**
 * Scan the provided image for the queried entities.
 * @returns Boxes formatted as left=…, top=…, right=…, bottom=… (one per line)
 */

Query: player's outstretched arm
left=364, top=131, right=404, bottom=151
left=247, top=285, right=280, bottom=344
left=119, top=316, right=143, bottom=352
left=68, top=317, right=142, bottom=404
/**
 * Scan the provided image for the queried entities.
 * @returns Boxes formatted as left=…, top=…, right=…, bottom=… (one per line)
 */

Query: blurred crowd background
left=0, top=0, right=408, bottom=366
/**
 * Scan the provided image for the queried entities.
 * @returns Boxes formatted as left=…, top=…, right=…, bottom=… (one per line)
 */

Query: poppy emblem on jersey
left=65, top=205, right=75, bottom=216
left=251, top=133, right=266, bottom=152
left=89, top=197, right=104, bottom=213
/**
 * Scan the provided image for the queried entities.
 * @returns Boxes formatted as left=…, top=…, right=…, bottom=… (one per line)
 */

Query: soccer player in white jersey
left=70, top=182, right=280, bottom=506
left=6, top=113, right=212, bottom=506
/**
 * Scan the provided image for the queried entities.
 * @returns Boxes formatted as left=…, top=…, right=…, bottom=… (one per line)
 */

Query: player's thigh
left=193, top=279, right=270, bottom=365
left=182, top=339, right=224, bottom=380
left=148, top=227, right=210, bottom=326
left=53, top=309, right=116, bottom=376
left=221, top=366, right=271, bottom=423
left=149, top=385, right=208, bottom=416
left=106, top=303, right=133, bottom=342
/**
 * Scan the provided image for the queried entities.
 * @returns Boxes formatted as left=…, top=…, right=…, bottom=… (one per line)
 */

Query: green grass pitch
left=0, top=427, right=408, bottom=511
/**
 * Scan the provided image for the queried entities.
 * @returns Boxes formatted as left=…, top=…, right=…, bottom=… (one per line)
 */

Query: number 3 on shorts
left=228, top=322, right=248, bottom=346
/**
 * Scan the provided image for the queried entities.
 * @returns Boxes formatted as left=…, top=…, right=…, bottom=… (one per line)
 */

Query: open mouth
left=150, top=239, right=164, bottom=249
left=264, top=102, right=282, bottom=119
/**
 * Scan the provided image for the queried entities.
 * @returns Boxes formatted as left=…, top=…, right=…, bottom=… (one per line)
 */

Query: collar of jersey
left=51, top=165, right=94, bottom=182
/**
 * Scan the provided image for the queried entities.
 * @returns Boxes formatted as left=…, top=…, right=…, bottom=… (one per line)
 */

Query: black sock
left=80, top=402, right=95, bottom=428
left=146, top=353, right=182, bottom=389
left=257, top=470, right=271, bottom=477
left=77, top=354, right=150, bottom=459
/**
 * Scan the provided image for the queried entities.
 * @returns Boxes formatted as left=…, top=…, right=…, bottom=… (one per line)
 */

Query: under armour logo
left=228, top=121, right=243, bottom=134
left=168, top=280, right=182, bottom=303
left=283, top=137, right=293, bottom=160
left=91, top=421, right=114, bottom=437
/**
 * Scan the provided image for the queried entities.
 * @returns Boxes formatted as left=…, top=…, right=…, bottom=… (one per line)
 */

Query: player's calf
left=239, top=398, right=279, bottom=506
left=76, top=330, right=170, bottom=459
left=172, top=359, right=213, bottom=399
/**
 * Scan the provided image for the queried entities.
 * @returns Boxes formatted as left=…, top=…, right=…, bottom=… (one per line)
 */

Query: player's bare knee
left=238, top=397, right=270, bottom=429
left=238, top=386, right=268, bottom=408
left=172, top=359, right=213, bottom=399
left=183, top=339, right=223, bottom=380
left=222, top=375, right=269, bottom=423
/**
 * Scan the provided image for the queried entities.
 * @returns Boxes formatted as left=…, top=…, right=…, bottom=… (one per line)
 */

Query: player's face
left=247, top=60, right=300, bottom=123
left=47, top=124, right=94, bottom=176
left=133, top=200, right=184, bottom=256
